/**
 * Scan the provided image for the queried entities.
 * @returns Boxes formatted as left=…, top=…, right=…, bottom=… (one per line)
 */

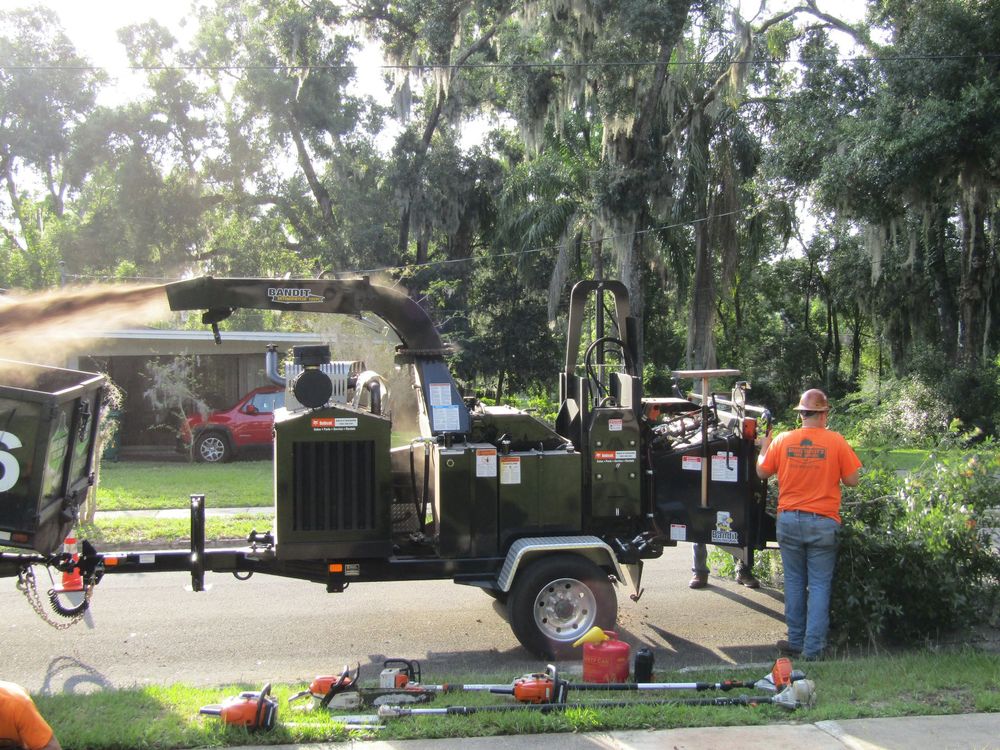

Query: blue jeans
left=777, top=511, right=840, bottom=658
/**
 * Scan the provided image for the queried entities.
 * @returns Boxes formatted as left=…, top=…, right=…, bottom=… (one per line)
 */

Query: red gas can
left=581, top=630, right=630, bottom=683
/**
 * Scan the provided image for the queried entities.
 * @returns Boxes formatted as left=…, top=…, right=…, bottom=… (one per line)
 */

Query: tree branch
left=287, top=112, right=335, bottom=227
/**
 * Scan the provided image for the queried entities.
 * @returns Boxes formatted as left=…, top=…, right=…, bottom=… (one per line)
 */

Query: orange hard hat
left=793, top=388, right=830, bottom=412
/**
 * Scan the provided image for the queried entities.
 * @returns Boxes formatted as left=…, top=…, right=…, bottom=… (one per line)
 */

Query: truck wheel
left=195, top=432, right=230, bottom=463
left=507, top=553, right=617, bottom=659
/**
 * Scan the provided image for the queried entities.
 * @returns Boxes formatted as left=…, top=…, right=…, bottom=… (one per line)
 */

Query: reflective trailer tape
left=0, top=531, right=10, bottom=541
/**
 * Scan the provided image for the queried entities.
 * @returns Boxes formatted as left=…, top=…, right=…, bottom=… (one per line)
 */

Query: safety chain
left=16, top=566, right=94, bottom=630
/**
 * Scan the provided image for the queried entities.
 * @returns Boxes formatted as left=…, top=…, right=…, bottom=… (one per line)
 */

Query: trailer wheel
left=195, top=432, right=230, bottom=463
left=507, top=553, right=617, bottom=659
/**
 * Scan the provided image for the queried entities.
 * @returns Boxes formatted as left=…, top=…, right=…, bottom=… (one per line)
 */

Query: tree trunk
left=850, top=305, right=863, bottom=386
left=925, top=203, right=959, bottom=363
left=686, top=216, right=716, bottom=370
left=957, top=178, right=990, bottom=363
left=288, top=115, right=334, bottom=227
left=0, top=147, right=27, bottom=245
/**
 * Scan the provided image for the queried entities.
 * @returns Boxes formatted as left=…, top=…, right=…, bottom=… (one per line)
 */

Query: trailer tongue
left=1, top=277, right=775, bottom=657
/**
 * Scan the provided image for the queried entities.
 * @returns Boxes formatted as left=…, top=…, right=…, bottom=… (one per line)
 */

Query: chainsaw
left=199, top=683, right=278, bottom=731
left=289, top=660, right=439, bottom=710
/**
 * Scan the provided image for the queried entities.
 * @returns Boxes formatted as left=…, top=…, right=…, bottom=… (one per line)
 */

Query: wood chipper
left=0, top=277, right=775, bottom=657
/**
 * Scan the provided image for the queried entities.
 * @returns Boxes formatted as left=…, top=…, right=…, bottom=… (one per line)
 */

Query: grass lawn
left=80, top=514, right=266, bottom=548
left=854, top=447, right=939, bottom=471
left=33, top=649, right=1000, bottom=749
left=97, top=461, right=272, bottom=510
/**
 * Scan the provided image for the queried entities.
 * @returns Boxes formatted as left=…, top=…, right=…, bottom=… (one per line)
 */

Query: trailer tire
left=195, top=432, right=231, bottom=463
left=507, top=553, right=617, bottom=659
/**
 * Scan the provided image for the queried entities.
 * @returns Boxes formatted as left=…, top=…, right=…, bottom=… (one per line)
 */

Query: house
left=68, top=329, right=325, bottom=455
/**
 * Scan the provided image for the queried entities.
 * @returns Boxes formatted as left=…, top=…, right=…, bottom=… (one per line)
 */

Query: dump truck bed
left=0, top=359, right=105, bottom=554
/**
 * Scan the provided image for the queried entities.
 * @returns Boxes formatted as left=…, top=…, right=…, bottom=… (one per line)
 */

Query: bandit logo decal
left=267, top=287, right=324, bottom=304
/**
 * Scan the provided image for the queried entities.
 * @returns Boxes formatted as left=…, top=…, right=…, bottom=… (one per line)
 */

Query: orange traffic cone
left=61, top=536, right=83, bottom=592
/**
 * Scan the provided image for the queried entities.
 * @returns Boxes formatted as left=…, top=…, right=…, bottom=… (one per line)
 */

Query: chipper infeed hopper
left=0, top=359, right=105, bottom=554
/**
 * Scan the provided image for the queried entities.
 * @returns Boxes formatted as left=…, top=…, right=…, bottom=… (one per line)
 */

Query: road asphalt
left=225, top=712, right=1000, bottom=750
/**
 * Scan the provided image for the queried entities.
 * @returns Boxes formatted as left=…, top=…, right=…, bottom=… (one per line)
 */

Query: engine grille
left=291, top=441, right=376, bottom=532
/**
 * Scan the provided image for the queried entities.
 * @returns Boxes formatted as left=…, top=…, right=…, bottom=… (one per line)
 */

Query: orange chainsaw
left=199, top=683, right=278, bottom=731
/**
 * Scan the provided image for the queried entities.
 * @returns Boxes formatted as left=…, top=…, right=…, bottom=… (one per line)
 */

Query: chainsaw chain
left=16, top=566, right=93, bottom=630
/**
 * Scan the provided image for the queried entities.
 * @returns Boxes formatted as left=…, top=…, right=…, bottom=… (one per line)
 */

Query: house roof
left=83, top=328, right=327, bottom=356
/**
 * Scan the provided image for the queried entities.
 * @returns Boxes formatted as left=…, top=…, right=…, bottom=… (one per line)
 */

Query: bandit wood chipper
left=0, top=277, right=775, bottom=657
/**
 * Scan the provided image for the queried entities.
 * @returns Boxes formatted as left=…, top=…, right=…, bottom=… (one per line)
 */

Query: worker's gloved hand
left=757, top=409, right=774, bottom=451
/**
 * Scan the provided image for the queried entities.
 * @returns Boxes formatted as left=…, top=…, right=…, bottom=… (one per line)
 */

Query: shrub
left=842, top=357, right=1000, bottom=448
left=829, top=452, right=1000, bottom=648
left=845, top=375, right=953, bottom=448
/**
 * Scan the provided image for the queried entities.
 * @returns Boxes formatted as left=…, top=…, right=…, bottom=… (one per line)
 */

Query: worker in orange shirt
left=756, top=389, right=861, bottom=661
left=0, top=682, right=61, bottom=750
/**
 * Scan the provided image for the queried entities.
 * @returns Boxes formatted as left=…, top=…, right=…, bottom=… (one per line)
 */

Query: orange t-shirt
left=757, top=426, right=861, bottom=523
left=0, top=682, right=54, bottom=750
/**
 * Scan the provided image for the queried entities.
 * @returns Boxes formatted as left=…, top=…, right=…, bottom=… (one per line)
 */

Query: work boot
left=735, top=566, right=760, bottom=589
left=689, top=572, right=708, bottom=589
left=776, top=639, right=802, bottom=657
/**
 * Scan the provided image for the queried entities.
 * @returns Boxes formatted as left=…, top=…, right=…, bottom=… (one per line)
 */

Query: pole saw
left=373, top=677, right=816, bottom=720
left=490, top=658, right=802, bottom=704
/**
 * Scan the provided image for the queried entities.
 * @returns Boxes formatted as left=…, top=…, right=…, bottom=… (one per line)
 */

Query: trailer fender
left=496, top=536, right=624, bottom=593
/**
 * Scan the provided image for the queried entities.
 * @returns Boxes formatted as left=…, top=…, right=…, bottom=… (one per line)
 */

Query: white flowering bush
left=848, top=375, right=953, bottom=447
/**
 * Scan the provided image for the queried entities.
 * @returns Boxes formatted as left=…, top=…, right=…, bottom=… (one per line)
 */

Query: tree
left=0, top=7, right=104, bottom=284
left=795, top=0, right=1000, bottom=368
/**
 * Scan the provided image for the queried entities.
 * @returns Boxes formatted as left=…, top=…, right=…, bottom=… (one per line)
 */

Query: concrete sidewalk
left=229, top=713, right=999, bottom=750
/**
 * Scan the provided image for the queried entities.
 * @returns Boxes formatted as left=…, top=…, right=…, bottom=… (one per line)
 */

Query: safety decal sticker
left=429, top=383, right=452, bottom=406
left=594, top=450, right=637, bottom=462
left=682, top=455, right=701, bottom=471
left=710, top=511, right=739, bottom=544
left=267, top=287, right=324, bottom=304
left=476, top=449, right=498, bottom=478
left=311, top=417, right=358, bottom=431
left=670, top=523, right=687, bottom=541
left=432, top=405, right=460, bottom=431
left=608, top=418, right=623, bottom=432
left=500, top=456, right=521, bottom=484
left=711, top=452, right=738, bottom=482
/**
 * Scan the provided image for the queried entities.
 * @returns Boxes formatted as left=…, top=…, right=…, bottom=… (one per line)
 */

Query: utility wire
left=1, top=53, right=996, bottom=74
left=61, top=210, right=741, bottom=283
left=356, top=210, right=740, bottom=275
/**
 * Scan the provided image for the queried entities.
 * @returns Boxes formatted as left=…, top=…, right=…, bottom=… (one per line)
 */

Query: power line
left=1, top=53, right=996, bottom=74
left=354, top=210, right=740, bottom=276
left=61, top=211, right=741, bottom=283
